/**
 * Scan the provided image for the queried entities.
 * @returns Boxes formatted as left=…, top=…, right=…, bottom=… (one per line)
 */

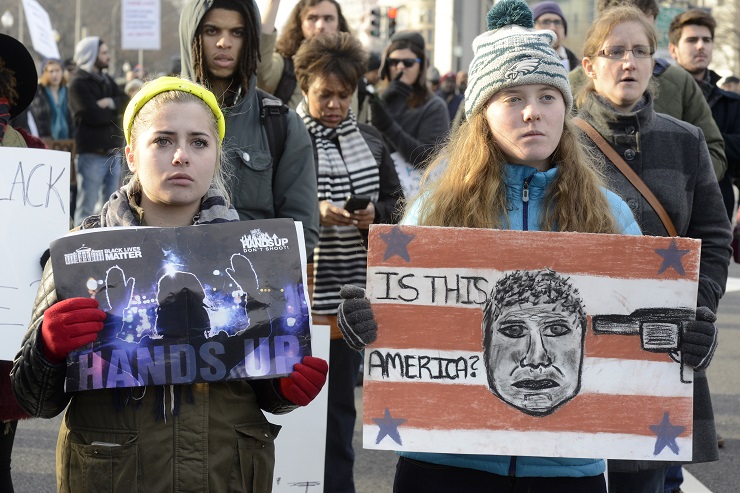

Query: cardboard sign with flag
left=363, top=225, right=700, bottom=461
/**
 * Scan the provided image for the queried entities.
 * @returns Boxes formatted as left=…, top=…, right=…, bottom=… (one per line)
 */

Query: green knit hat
left=464, top=0, right=573, bottom=119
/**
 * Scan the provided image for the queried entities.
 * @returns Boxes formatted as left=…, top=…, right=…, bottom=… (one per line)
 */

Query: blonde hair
left=39, top=59, right=67, bottom=88
left=406, top=111, right=620, bottom=234
left=576, top=5, right=658, bottom=107
left=126, top=90, right=231, bottom=206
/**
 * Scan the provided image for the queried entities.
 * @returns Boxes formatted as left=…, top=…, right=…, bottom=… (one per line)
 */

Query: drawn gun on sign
left=591, top=307, right=695, bottom=353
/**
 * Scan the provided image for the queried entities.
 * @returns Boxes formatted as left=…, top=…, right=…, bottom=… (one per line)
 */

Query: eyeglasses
left=597, top=45, right=654, bottom=59
left=387, top=57, right=421, bottom=68
left=536, top=18, right=563, bottom=27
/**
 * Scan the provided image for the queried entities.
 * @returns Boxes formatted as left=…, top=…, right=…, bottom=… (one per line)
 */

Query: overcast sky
left=255, top=0, right=299, bottom=31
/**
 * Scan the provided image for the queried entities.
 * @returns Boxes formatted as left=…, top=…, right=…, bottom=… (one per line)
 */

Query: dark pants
left=393, top=456, right=607, bottom=493
left=0, top=420, right=17, bottom=493
left=608, top=468, right=667, bottom=493
left=664, top=466, right=683, bottom=493
left=323, top=339, right=362, bottom=493
left=718, top=173, right=735, bottom=221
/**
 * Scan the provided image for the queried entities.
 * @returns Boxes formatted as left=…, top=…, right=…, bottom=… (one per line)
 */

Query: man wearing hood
left=69, top=37, right=128, bottom=225
left=179, top=0, right=319, bottom=253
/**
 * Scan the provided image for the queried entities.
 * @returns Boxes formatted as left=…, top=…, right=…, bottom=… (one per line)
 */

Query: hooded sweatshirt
left=68, top=36, right=127, bottom=154
left=178, top=0, right=320, bottom=254
left=73, top=36, right=100, bottom=74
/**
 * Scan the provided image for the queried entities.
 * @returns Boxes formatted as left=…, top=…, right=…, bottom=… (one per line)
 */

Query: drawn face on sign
left=483, top=270, right=586, bottom=416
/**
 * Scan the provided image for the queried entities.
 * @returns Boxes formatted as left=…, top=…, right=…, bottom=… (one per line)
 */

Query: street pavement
left=9, top=266, right=740, bottom=492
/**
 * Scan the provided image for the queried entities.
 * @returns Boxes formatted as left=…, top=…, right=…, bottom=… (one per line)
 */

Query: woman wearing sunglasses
left=576, top=7, right=730, bottom=492
left=371, top=31, right=449, bottom=169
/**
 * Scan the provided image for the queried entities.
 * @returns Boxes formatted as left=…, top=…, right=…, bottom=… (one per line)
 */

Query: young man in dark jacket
left=179, top=0, right=319, bottom=254
left=669, top=9, right=740, bottom=221
left=68, top=37, right=128, bottom=225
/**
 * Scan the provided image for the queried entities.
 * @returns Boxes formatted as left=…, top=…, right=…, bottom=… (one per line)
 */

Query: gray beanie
left=464, top=0, right=572, bottom=119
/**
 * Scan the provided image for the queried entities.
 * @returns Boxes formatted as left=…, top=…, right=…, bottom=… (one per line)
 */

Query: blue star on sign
left=379, top=226, right=415, bottom=262
left=649, top=411, right=685, bottom=455
left=373, top=407, right=407, bottom=445
left=655, top=239, right=689, bottom=276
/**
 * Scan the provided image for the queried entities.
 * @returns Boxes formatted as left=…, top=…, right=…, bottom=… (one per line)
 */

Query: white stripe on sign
left=364, top=349, right=691, bottom=397
left=363, top=427, right=693, bottom=460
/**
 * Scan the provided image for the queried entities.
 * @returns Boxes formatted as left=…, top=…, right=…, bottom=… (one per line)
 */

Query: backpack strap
left=652, top=57, right=670, bottom=77
left=256, top=88, right=289, bottom=174
left=573, top=117, right=678, bottom=237
left=273, top=56, right=298, bottom=106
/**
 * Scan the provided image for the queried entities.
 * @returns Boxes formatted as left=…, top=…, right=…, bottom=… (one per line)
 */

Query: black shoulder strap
left=256, top=88, right=289, bottom=174
left=653, top=57, right=670, bottom=77
left=273, top=56, right=298, bottom=106
left=357, top=77, right=368, bottom=110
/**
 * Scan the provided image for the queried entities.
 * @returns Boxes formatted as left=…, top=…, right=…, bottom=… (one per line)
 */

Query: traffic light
left=369, top=8, right=381, bottom=37
left=387, top=7, right=398, bottom=38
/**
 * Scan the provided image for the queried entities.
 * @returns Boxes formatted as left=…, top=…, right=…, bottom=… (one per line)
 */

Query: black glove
left=370, top=98, right=394, bottom=132
left=337, top=285, right=378, bottom=351
left=381, top=80, right=413, bottom=102
left=680, top=306, right=718, bottom=371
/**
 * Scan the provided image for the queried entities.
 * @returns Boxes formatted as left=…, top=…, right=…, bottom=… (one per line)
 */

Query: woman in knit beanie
left=336, top=1, right=641, bottom=491
left=411, top=0, right=636, bottom=235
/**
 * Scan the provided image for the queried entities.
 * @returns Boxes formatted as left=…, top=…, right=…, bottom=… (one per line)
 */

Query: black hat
left=389, top=31, right=425, bottom=52
left=0, top=33, right=37, bottom=118
left=380, top=31, right=427, bottom=81
left=367, top=52, right=381, bottom=71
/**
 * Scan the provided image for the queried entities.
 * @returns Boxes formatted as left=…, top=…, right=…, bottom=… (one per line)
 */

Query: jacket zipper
left=522, top=175, right=533, bottom=231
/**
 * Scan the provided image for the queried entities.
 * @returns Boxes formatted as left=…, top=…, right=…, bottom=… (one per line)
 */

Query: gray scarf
left=80, top=184, right=239, bottom=229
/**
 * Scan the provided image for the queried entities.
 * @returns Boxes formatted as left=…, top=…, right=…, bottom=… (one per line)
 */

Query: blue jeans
left=323, top=338, right=362, bottom=493
left=75, top=152, right=122, bottom=225
left=664, top=466, right=683, bottom=493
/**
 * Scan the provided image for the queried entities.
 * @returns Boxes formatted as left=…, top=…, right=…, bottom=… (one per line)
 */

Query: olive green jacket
left=2, top=125, right=26, bottom=148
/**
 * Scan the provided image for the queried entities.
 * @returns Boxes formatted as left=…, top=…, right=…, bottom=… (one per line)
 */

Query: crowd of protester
left=0, top=0, right=735, bottom=491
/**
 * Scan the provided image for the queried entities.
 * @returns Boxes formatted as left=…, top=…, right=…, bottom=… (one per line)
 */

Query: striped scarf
left=297, top=103, right=379, bottom=203
left=80, top=183, right=239, bottom=229
left=298, top=103, right=380, bottom=314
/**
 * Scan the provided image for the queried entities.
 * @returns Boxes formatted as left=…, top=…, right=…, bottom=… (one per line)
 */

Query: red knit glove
left=279, top=356, right=328, bottom=406
left=41, top=298, right=107, bottom=364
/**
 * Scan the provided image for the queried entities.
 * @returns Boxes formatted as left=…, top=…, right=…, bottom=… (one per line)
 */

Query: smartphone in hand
left=343, top=195, right=371, bottom=212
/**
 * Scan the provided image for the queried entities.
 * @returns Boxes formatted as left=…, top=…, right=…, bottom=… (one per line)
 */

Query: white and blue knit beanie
left=464, top=0, right=573, bottom=119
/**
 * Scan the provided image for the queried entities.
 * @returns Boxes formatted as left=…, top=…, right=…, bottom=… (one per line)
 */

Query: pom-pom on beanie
left=464, top=0, right=572, bottom=119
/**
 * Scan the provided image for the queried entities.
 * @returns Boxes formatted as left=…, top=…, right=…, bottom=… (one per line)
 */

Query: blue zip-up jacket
left=399, top=163, right=641, bottom=478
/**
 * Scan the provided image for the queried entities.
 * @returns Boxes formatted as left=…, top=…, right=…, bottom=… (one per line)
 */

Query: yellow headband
left=123, top=77, right=226, bottom=144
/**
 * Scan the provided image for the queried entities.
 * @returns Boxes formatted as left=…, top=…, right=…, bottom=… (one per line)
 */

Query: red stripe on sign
left=363, top=381, right=693, bottom=437
left=373, top=305, right=674, bottom=363
left=374, top=304, right=483, bottom=352
left=368, top=226, right=700, bottom=281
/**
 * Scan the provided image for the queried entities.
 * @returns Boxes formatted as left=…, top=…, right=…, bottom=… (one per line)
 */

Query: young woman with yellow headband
left=11, top=77, right=328, bottom=492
